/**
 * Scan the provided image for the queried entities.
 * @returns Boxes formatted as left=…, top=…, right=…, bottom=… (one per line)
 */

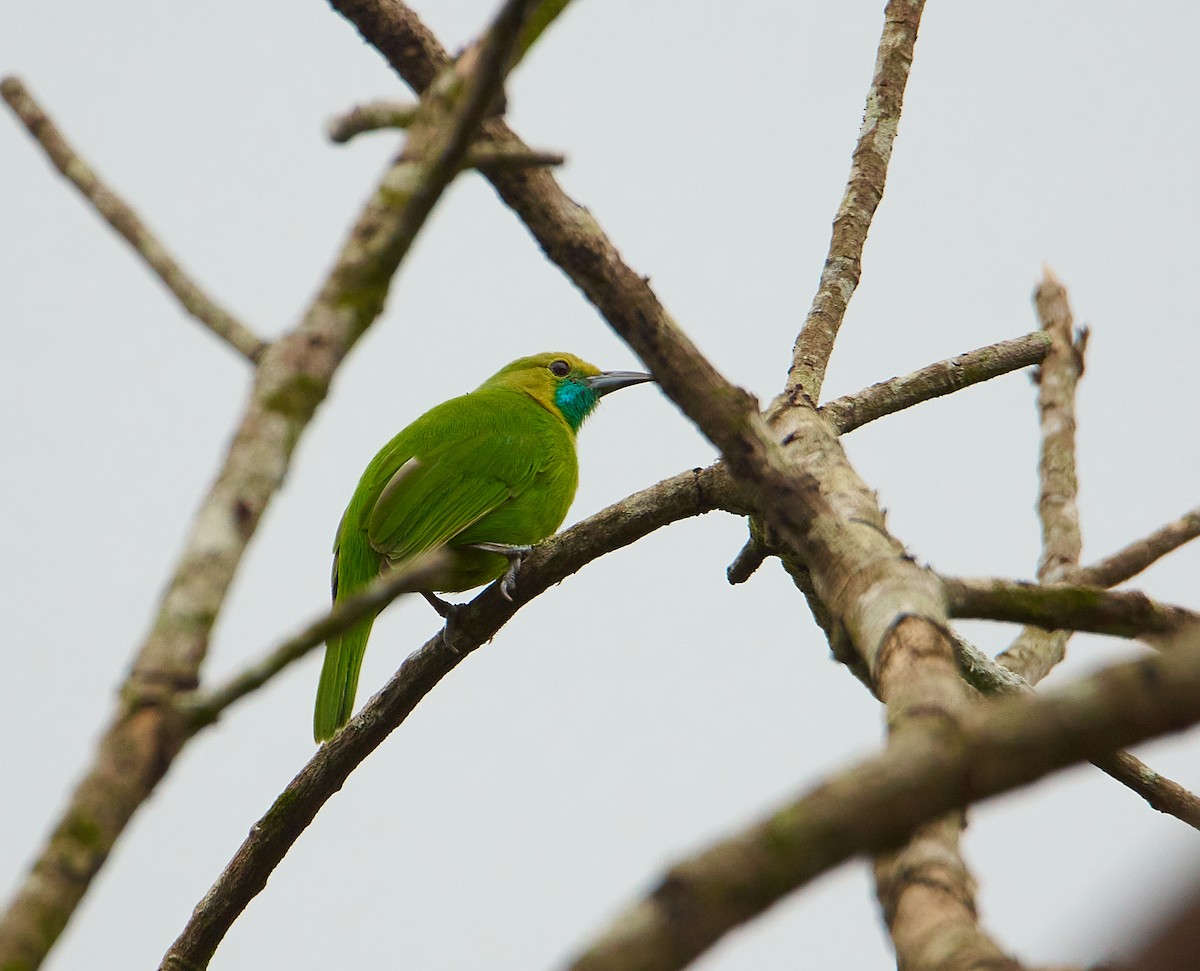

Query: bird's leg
left=422, top=591, right=457, bottom=618
left=465, top=542, right=533, bottom=602
left=422, top=592, right=465, bottom=653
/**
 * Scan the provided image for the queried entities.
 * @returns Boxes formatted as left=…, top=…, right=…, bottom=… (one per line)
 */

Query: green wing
left=366, top=434, right=520, bottom=563
left=313, top=392, right=552, bottom=741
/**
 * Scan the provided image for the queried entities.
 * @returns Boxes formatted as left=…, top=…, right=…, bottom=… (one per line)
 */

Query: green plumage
left=313, top=352, right=652, bottom=742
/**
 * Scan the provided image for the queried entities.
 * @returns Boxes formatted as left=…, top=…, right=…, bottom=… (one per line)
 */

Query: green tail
left=313, top=620, right=375, bottom=741
left=313, top=528, right=381, bottom=742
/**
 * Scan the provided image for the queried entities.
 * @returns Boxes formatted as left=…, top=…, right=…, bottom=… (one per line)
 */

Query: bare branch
left=327, top=99, right=418, bottom=142
left=1031, top=268, right=1086, bottom=584
left=944, top=576, right=1200, bottom=645
left=873, top=817, right=1025, bottom=971
left=953, top=633, right=1200, bottom=830
left=158, top=470, right=738, bottom=968
left=997, top=269, right=1087, bottom=683
left=1071, top=506, right=1200, bottom=589
left=564, top=636, right=1200, bottom=971
left=465, top=144, right=565, bottom=169
left=159, top=631, right=458, bottom=971
left=784, top=0, right=927, bottom=405
left=820, top=330, right=1051, bottom=434
left=181, top=552, right=447, bottom=729
left=1090, top=750, right=1200, bottom=830
left=0, top=75, right=267, bottom=363
left=732, top=330, right=1052, bottom=584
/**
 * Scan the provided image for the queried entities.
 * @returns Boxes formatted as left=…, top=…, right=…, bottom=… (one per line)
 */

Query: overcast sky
left=3, top=3, right=1199, bottom=969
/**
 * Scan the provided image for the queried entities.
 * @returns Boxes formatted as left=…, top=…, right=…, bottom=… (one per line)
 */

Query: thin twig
left=1070, top=506, right=1200, bottom=589
left=327, top=99, right=418, bottom=141
left=465, top=144, right=564, bottom=168
left=820, top=330, right=1051, bottom=434
left=564, top=632, right=1200, bottom=971
left=181, top=552, right=447, bottom=729
left=782, top=0, right=927, bottom=405
left=328, top=100, right=567, bottom=174
left=0, top=75, right=267, bottom=363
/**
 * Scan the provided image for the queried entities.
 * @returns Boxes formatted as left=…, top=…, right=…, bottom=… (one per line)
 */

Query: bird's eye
left=548, top=359, right=571, bottom=378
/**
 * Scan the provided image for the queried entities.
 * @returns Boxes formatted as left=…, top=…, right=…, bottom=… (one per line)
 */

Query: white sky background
left=3, top=2, right=1199, bottom=969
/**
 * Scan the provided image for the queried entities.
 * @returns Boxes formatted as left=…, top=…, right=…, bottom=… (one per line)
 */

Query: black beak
left=584, top=370, right=655, bottom=397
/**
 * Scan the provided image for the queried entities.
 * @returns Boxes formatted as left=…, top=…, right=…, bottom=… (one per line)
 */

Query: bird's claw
left=465, top=542, right=531, bottom=603
left=497, top=545, right=530, bottom=602
left=500, top=568, right=518, bottom=602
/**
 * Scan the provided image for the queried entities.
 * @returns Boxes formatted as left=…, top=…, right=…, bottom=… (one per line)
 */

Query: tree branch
left=0, top=75, right=267, bottom=363
left=784, top=0, right=927, bottom=404
left=731, top=330, right=1051, bottom=585
left=952, top=633, right=1200, bottom=830
left=180, top=552, right=448, bottom=730
left=158, top=462, right=738, bottom=968
left=1070, top=505, right=1200, bottom=589
left=996, top=269, right=1087, bottom=683
left=564, top=631, right=1200, bottom=971
left=944, top=576, right=1200, bottom=645
left=327, top=99, right=417, bottom=141
left=819, top=331, right=1050, bottom=434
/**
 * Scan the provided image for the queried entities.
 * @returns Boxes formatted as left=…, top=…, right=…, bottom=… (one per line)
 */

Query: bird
left=313, top=352, right=654, bottom=741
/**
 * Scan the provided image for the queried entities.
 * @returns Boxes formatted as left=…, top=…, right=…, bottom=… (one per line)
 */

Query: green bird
left=313, top=352, right=653, bottom=742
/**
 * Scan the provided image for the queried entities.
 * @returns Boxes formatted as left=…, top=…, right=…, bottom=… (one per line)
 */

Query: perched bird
left=313, top=352, right=653, bottom=741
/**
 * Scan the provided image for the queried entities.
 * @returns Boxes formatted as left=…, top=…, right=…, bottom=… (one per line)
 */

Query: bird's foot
left=466, top=542, right=533, bottom=602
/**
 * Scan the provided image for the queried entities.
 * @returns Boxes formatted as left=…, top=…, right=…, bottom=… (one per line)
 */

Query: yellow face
left=479, top=352, right=652, bottom=431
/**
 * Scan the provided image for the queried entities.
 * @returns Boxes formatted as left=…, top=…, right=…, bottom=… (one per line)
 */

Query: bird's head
left=481, top=352, right=654, bottom=432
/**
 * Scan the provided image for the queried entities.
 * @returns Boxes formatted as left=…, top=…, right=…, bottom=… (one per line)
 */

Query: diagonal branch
left=0, top=76, right=267, bottom=363
left=564, top=629, right=1200, bottom=971
left=819, top=330, right=1051, bottom=434
left=181, top=552, right=448, bottom=729
left=157, top=467, right=739, bottom=969
left=785, top=0, right=927, bottom=405
left=952, top=633, right=1200, bottom=831
left=1070, top=505, right=1200, bottom=589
